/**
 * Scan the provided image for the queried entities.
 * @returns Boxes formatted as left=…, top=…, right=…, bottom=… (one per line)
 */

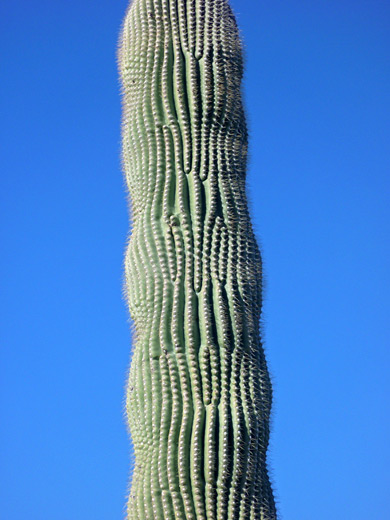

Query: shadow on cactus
left=118, top=0, right=277, bottom=518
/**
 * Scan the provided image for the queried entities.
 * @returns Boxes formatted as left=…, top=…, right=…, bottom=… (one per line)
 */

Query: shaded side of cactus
left=118, top=0, right=276, bottom=518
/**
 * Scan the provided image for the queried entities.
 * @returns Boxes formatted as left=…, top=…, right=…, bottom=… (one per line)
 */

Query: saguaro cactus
left=118, top=0, right=276, bottom=518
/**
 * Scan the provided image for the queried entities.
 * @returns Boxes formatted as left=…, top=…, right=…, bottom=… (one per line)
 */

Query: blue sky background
left=1, top=0, right=389, bottom=518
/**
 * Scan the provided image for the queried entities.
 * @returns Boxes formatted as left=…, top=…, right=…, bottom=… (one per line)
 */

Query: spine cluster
left=119, top=0, right=276, bottom=518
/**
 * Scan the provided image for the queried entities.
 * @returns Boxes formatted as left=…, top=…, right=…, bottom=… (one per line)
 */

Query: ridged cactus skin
left=118, top=0, right=276, bottom=518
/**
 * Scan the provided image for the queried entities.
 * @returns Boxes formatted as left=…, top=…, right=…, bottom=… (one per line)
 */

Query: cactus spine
left=119, top=0, right=276, bottom=518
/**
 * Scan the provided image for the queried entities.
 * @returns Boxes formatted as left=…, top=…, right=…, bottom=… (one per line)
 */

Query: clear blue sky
left=1, top=1, right=389, bottom=518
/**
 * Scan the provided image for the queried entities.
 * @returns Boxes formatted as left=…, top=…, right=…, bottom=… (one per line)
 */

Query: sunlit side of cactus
left=118, top=0, right=276, bottom=518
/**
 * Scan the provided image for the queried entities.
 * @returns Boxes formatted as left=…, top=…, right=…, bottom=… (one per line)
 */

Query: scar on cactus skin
left=118, top=0, right=277, bottom=518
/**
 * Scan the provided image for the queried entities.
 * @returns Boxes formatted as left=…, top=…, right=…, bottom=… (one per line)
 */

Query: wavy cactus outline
left=118, top=0, right=276, bottom=518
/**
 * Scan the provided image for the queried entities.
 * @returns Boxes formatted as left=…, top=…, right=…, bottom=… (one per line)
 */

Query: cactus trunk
left=118, top=0, right=276, bottom=518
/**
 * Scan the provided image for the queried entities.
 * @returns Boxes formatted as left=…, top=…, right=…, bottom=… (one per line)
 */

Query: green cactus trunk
left=118, top=0, right=276, bottom=518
